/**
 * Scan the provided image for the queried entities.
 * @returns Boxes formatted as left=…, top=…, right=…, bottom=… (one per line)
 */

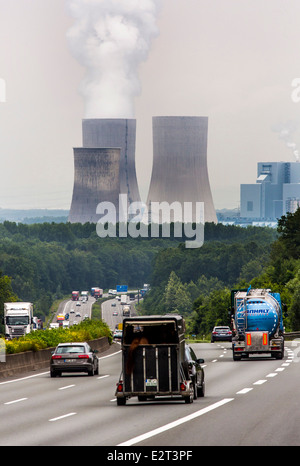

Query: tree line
left=141, top=211, right=300, bottom=335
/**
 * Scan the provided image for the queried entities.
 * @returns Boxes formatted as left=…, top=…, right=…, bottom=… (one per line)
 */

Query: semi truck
left=120, top=294, right=128, bottom=305
left=115, top=315, right=205, bottom=405
left=72, top=291, right=79, bottom=301
left=122, top=305, right=130, bottom=317
left=231, top=288, right=285, bottom=360
left=4, top=302, right=34, bottom=339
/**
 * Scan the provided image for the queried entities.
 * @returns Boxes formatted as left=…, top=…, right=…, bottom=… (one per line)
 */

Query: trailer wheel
left=117, top=397, right=126, bottom=406
left=184, top=384, right=194, bottom=404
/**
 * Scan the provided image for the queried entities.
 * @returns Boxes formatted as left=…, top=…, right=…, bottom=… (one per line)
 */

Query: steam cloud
left=273, top=121, right=299, bottom=162
left=66, top=0, right=161, bottom=118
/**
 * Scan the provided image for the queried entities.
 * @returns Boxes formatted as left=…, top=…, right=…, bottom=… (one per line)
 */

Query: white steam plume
left=273, top=120, right=299, bottom=162
left=66, top=0, right=161, bottom=118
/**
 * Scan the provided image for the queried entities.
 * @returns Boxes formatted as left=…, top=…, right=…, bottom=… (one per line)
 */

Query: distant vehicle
left=72, top=291, right=79, bottom=301
left=62, top=321, right=70, bottom=328
left=65, top=313, right=69, bottom=320
left=49, top=323, right=59, bottom=329
left=120, top=294, right=128, bottom=305
left=76, top=302, right=81, bottom=306
left=75, top=312, right=81, bottom=317
left=56, top=314, right=65, bottom=322
left=50, top=342, right=99, bottom=377
left=108, top=289, right=117, bottom=295
left=83, top=314, right=89, bottom=320
left=94, top=288, right=103, bottom=299
left=211, top=326, right=232, bottom=343
left=185, top=345, right=205, bottom=397
left=112, top=311, right=118, bottom=316
left=122, top=305, right=130, bottom=317
left=70, top=309, right=75, bottom=314
left=4, top=302, right=34, bottom=339
left=111, top=302, right=116, bottom=307
left=113, top=330, right=123, bottom=341
left=81, top=291, right=89, bottom=300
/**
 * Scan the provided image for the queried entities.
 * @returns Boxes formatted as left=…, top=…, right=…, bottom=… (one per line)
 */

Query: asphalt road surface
left=0, top=339, right=299, bottom=447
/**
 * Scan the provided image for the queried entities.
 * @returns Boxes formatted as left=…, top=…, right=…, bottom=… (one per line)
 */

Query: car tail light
left=52, top=355, right=62, bottom=359
left=78, top=354, right=89, bottom=359
left=180, top=382, right=187, bottom=391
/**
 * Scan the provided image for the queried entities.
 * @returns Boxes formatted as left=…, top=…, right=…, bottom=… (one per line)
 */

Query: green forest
left=0, top=210, right=300, bottom=336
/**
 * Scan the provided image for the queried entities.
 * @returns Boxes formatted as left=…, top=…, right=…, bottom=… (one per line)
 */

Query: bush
left=5, top=319, right=112, bottom=354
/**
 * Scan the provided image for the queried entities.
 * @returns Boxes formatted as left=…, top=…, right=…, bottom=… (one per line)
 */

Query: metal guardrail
left=285, top=331, right=300, bottom=339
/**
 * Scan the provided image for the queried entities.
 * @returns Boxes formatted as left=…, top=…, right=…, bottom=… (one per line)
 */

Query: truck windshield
left=6, top=316, right=29, bottom=325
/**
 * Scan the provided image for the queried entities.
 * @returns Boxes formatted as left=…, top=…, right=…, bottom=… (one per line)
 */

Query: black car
left=211, top=326, right=232, bottom=343
left=50, top=342, right=99, bottom=377
left=184, top=345, right=205, bottom=399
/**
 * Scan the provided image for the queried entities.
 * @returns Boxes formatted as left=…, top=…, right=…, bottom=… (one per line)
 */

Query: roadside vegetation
left=5, top=319, right=112, bottom=354
left=0, top=210, right=300, bottom=351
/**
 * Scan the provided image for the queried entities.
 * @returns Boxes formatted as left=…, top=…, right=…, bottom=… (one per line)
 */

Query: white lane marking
left=266, top=373, right=277, bottom=378
left=118, top=398, right=234, bottom=446
left=49, top=412, right=76, bottom=422
left=58, top=385, right=75, bottom=390
left=0, top=372, right=49, bottom=385
left=275, top=367, right=285, bottom=372
left=253, top=380, right=267, bottom=385
left=212, top=359, right=217, bottom=363
left=236, top=388, right=253, bottom=394
left=4, top=397, right=28, bottom=405
left=97, top=375, right=110, bottom=380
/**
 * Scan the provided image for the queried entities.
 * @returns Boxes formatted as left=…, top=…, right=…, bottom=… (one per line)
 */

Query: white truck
left=4, top=302, right=34, bottom=339
left=121, top=294, right=128, bottom=305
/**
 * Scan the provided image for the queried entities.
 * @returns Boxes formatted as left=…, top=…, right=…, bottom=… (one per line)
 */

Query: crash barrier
left=0, top=336, right=110, bottom=378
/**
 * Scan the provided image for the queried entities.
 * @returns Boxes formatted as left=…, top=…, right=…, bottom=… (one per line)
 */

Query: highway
left=0, top=337, right=299, bottom=447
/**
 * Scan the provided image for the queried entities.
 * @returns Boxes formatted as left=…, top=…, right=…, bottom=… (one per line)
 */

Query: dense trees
left=1, top=212, right=300, bottom=335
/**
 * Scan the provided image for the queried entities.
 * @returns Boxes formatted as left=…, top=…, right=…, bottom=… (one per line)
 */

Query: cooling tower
left=147, top=116, right=217, bottom=223
left=68, top=148, right=120, bottom=223
left=82, top=118, right=140, bottom=204
left=68, top=118, right=141, bottom=224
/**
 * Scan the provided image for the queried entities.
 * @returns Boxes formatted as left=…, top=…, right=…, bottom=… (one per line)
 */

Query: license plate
left=64, top=359, right=77, bottom=362
left=146, top=379, right=157, bottom=387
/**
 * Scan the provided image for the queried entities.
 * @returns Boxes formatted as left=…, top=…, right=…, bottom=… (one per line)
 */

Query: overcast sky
left=0, top=0, right=300, bottom=210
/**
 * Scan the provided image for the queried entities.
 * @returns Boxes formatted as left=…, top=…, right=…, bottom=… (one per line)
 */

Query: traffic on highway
left=0, top=286, right=299, bottom=448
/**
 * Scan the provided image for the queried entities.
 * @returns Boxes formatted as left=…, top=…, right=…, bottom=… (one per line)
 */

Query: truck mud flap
left=124, top=345, right=179, bottom=394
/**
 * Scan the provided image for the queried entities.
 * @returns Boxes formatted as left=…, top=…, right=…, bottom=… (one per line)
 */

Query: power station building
left=147, top=116, right=217, bottom=223
left=68, top=118, right=140, bottom=223
left=240, top=161, right=300, bottom=219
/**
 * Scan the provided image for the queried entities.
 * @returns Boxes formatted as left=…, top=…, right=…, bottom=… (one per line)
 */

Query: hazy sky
left=1, top=0, right=300, bottom=210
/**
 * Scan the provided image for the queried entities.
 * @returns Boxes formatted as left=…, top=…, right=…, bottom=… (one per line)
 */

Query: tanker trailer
left=231, top=288, right=284, bottom=360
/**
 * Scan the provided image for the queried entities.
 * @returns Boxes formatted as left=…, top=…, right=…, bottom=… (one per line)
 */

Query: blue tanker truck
left=231, top=287, right=285, bottom=361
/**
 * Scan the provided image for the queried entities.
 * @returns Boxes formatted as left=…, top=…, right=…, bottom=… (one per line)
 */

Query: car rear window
left=56, top=345, right=86, bottom=354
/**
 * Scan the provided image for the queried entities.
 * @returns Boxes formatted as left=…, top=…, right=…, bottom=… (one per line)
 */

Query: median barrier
left=0, top=336, right=110, bottom=378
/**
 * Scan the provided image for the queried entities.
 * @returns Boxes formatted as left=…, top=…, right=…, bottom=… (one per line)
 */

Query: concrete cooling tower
left=68, top=118, right=141, bottom=223
left=146, top=116, right=217, bottom=224
left=68, top=148, right=120, bottom=224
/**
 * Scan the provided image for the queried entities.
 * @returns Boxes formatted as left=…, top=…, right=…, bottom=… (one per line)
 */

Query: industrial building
left=240, top=161, right=300, bottom=220
left=146, top=116, right=217, bottom=224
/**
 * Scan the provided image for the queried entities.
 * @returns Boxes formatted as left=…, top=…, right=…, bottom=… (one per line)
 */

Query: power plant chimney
left=147, top=116, right=217, bottom=223
left=68, top=118, right=141, bottom=224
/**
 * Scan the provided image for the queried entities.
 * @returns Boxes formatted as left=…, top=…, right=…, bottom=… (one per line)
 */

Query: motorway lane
left=125, top=341, right=300, bottom=446
left=0, top=339, right=298, bottom=446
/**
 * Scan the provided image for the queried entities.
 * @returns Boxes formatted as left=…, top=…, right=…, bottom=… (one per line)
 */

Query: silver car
left=50, top=342, right=99, bottom=377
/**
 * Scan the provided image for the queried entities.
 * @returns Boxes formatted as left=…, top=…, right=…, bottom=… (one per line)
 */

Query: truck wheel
left=117, top=397, right=126, bottom=406
left=233, top=354, right=241, bottom=361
